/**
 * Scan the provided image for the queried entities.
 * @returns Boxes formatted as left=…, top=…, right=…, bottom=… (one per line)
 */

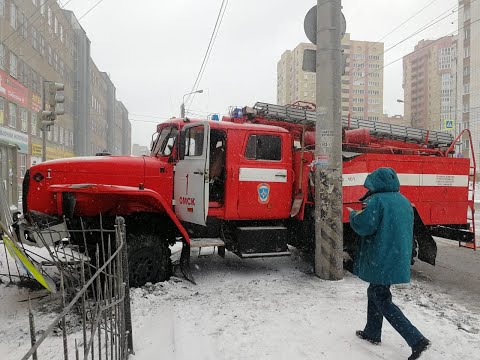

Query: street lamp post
left=397, top=99, right=413, bottom=127
left=180, top=90, right=203, bottom=118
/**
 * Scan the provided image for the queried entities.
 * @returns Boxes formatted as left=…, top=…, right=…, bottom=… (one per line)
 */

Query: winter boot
left=355, top=330, right=381, bottom=345
left=408, top=338, right=431, bottom=360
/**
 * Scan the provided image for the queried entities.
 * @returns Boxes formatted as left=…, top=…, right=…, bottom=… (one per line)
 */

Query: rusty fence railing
left=21, top=216, right=134, bottom=360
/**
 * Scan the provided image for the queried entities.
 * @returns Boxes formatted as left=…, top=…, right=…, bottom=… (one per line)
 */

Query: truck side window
left=185, top=126, right=204, bottom=157
left=245, top=134, right=282, bottom=161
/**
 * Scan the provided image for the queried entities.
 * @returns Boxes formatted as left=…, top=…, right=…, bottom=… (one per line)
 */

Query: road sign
left=304, top=5, right=346, bottom=45
left=444, top=119, right=455, bottom=131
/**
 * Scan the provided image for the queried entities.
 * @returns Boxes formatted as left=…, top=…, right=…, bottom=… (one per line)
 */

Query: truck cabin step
left=189, top=238, right=226, bottom=248
left=239, top=251, right=291, bottom=259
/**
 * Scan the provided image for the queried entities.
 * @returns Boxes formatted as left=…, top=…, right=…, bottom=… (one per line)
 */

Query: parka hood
left=364, top=167, right=400, bottom=194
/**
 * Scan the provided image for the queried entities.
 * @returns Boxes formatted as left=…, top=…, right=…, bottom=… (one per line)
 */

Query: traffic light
left=46, top=82, right=65, bottom=117
left=41, top=82, right=65, bottom=129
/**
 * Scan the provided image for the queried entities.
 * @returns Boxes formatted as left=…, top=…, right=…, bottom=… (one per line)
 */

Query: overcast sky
left=64, top=0, right=458, bottom=147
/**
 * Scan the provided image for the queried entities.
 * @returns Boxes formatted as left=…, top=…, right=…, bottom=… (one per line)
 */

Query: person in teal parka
left=349, top=167, right=431, bottom=360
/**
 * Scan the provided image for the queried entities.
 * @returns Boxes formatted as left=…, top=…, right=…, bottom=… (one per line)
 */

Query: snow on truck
left=16, top=102, right=476, bottom=286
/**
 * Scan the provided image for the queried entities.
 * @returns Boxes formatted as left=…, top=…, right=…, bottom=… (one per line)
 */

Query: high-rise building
left=402, top=37, right=456, bottom=131
left=456, top=0, right=479, bottom=159
left=0, top=1, right=131, bottom=206
left=277, top=34, right=384, bottom=121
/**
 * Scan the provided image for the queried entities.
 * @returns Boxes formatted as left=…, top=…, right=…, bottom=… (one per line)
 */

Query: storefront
left=0, top=127, right=28, bottom=208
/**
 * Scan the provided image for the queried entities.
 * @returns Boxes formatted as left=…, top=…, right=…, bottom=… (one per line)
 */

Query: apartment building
left=0, top=0, right=130, bottom=206
left=402, top=36, right=456, bottom=132
left=277, top=34, right=384, bottom=121
left=456, top=0, right=479, bottom=159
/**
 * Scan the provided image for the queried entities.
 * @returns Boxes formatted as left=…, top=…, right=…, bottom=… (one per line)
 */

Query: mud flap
left=180, top=239, right=196, bottom=284
left=413, top=208, right=437, bottom=265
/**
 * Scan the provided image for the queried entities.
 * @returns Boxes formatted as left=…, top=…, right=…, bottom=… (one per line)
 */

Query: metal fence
left=21, top=216, right=134, bottom=360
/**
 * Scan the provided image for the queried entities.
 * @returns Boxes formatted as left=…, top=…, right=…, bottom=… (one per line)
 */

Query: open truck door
left=174, top=122, right=210, bottom=226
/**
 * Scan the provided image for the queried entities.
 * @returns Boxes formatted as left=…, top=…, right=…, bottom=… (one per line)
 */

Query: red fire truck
left=17, top=102, right=476, bottom=286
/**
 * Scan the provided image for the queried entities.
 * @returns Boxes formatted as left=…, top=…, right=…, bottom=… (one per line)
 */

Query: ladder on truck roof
left=251, top=102, right=454, bottom=148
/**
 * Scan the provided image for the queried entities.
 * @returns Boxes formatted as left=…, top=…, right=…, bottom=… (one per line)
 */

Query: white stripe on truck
left=239, top=168, right=288, bottom=183
left=343, top=173, right=469, bottom=187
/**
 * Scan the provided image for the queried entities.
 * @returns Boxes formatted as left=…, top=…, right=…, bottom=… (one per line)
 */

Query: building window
left=464, top=83, right=470, bottom=95
left=47, top=7, right=52, bottom=28
left=19, top=60, right=28, bottom=87
left=31, top=113, right=37, bottom=136
left=438, top=47, right=452, bottom=70
left=21, top=108, right=27, bottom=132
left=9, top=103, right=16, bottom=128
left=47, top=45, right=52, bottom=65
left=10, top=2, right=17, bottom=29
left=19, top=12, right=27, bottom=38
left=465, top=6, right=471, bottom=21
left=464, top=28, right=470, bottom=40
left=464, top=47, right=470, bottom=58
left=53, top=125, right=58, bottom=142
left=20, top=154, right=26, bottom=178
left=39, top=35, right=45, bottom=56
left=0, top=0, right=5, bottom=16
left=0, top=44, right=5, bottom=69
left=31, top=69, right=39, bottom=93
left=10, top=52, right=17, bottom=78
left=0, top=98, right=4, bottom=125
left=54, top=16, right=58, bottom=34
left=40, top=0, right=46, bottom=15
left=60, top=25, right=64, bottom=42
left=32, top=27, right=38, bottom=50
left=463, top=101, right=470, bottom=113
left=463, top=65, right=470, bottom=77
left=59, top=127, right=64, bottom=144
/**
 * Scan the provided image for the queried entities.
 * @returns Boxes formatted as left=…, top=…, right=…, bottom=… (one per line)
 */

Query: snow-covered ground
left=2, top=244, right=478, bottom=360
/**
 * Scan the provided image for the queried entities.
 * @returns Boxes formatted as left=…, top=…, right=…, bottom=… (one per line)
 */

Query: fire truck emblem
left=257, top=183, right=270, bottom=204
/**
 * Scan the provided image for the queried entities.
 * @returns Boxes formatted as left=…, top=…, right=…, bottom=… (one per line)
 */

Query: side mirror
left=179, top=131, right=186, bottom=160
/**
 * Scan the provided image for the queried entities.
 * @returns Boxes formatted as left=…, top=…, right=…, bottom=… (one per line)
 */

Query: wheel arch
left=47, top=184, right=191, bottom=244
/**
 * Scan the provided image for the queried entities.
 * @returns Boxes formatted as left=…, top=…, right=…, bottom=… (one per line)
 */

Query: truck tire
left=127, top=233, right=171, bottom=287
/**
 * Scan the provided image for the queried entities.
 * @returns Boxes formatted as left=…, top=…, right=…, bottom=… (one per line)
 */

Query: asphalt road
left=411, top=237, right=480, bottom=315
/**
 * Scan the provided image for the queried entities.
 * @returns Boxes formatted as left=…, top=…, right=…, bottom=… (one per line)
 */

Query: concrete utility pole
left=315, top=0, right=344, bottom=280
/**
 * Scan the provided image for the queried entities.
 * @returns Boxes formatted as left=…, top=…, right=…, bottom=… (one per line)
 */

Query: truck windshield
left=151, top=126, right=178, bottom=157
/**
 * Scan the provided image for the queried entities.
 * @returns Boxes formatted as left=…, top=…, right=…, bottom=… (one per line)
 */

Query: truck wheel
left=127, top=233, right=171, bottom=287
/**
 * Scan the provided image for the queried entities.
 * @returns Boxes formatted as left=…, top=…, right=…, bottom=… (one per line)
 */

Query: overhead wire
left=188, top=2, right=229, bottom=109
left=351, top=12, right=480, bottom=85
left=185, top=0, right=229, bottom=111
left=351, top=2, right=464, bottom=81
left=345, top=0, right=442, bottom=76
